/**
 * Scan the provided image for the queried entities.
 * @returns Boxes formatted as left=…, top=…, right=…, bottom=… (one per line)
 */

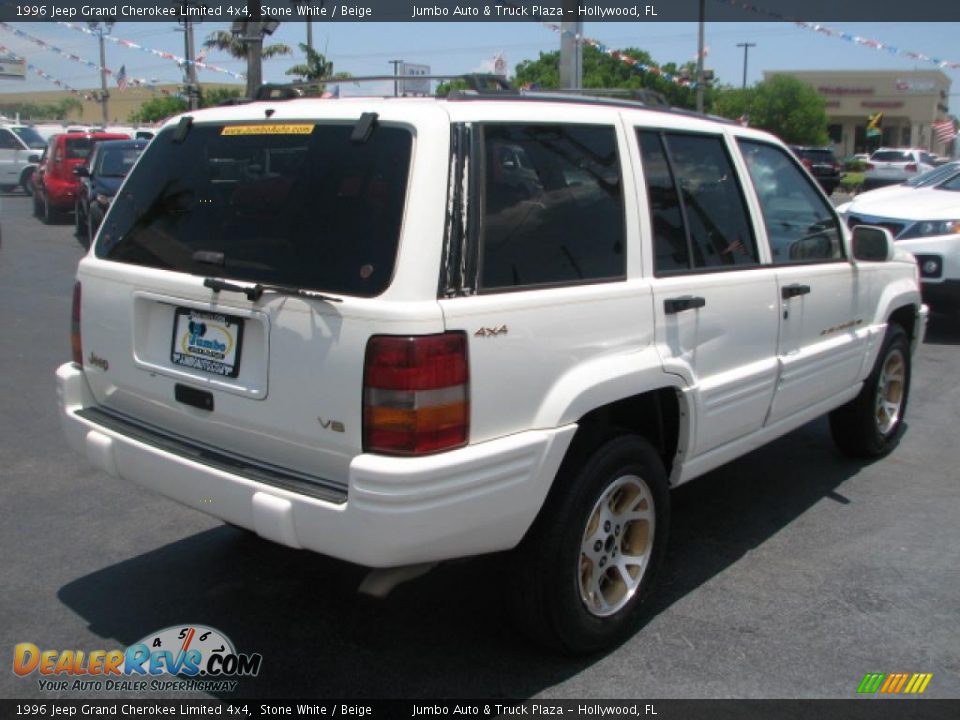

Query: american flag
left=116, top=65, right=128, bottom=91
left=932, top=119, right=957, bottom=145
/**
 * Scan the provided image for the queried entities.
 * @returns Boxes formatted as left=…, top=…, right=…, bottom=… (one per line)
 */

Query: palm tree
left=202, top=30, right=292, bottom=60
left=285, top=44, right=351, bottom=94
left=285, top=43, right=333, bottom=82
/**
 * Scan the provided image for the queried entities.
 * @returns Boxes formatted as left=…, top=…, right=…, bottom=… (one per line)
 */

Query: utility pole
left=736, top=42, right=756, bottom=89
left=289, top=0, right=318, bottom=51
left=178, top=1, right=200, bottom=110
left=695, top=0, right=705, bottom=113
left=88, top=20, right=114, bottom=125
left=559, top=0, right=582, bottom=90
left=389, top=59, right=402, bottom=97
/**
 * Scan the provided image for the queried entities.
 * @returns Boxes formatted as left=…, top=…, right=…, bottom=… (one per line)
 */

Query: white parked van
left=0, top=123, right=46, bottom=194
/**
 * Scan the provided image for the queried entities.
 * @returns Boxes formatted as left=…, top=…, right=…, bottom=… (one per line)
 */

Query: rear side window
left=97, top=122, right=412, bottom=297
left=479, top=124, right=624, bottom=290
left=738, top=140, right=843, bottom=264
left=638, top=130, right=758, bottom=273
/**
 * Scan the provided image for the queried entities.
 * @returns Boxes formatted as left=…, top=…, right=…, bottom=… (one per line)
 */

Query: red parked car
left=33, top=131, right=129, bottom=224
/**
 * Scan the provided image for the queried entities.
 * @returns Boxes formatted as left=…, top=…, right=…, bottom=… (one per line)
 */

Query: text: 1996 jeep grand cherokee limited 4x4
left=57, top=79, right=927, bottom=653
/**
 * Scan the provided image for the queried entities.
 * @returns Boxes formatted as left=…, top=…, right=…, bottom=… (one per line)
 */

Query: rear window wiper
left=203, top=277, right=342, bottom=303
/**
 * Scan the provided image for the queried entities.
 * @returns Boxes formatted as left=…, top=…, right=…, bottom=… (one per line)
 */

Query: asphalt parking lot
left=1, top=190, right=958, bottom=700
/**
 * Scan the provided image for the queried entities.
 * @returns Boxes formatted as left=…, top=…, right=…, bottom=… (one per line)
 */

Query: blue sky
left=1, top=21, right=958, bottom=99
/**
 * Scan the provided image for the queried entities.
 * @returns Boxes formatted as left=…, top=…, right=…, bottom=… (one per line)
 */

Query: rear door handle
left=781, top=284, right=811, bottom=299
left=664, top=295, right=707, bottom=314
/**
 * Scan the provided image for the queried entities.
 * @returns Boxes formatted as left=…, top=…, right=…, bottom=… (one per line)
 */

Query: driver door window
left=737, top=140, right=843, bottom=264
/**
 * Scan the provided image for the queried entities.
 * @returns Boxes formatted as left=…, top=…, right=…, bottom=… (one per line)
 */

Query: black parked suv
left=74, top=139, right=147, bottom=246
left=790, top=146, right=843, bottom=195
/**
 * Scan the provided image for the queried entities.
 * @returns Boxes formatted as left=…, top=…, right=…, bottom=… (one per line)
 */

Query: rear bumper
left=57, top=363, right=575, bottom=567
left=44, top=177, right=80, bottom=209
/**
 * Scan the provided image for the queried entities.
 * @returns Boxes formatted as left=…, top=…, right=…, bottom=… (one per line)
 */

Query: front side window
left=97, top=122, right=413, bottom=297
left=0, top=130, right=19, bottom=150
left=738, top=140, right=843, bottom=264
left=479, top=124, right=624, bottom=290
left=10, top=126, right=46, bottom=149
left=638, top=130, right=758, bottom=273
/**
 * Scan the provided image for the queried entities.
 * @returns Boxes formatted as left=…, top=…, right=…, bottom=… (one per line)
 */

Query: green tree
left=713, top=75, right=829, bottom=145
left=284, top=43, right=351, bottom=94
left=513, top=45, right=713, bottom=110
left=202, top=30, right=291, bottom=60
left=129, top=96, right=189, bottom=124
left=200, top=86, right=243, bottom=107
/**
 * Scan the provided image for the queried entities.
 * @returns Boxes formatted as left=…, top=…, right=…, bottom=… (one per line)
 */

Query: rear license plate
left=171, top=308, right=244, bottom=378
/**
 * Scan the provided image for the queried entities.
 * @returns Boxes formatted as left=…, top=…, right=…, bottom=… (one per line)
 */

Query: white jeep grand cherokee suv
left=57, top=83, right=927, bottom=653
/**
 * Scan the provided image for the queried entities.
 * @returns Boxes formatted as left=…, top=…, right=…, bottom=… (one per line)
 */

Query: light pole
left=695, top=0, right=705, bottom=113
left=233, top=0, right=280, bottom=98
left=389, top=59, right=402, bottom=97
left=736, top=42, right=756, bottom=89
left=88, top=20, right=115, bottom=125
left=177, top=1, right=201, bottom=110
left=290, top=0, right=319, bottom=51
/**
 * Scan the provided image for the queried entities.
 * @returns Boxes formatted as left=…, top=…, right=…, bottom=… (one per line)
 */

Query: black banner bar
left=1, top=0, right=959, bottom=23
left=1, top=700, right=959, bottom=719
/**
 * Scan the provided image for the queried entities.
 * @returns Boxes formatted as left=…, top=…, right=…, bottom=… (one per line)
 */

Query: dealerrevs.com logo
left=13, top=624, right=261, bottom=693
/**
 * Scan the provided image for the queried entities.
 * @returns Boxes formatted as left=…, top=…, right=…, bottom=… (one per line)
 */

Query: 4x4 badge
left=475, top=325, right=508, bottom=337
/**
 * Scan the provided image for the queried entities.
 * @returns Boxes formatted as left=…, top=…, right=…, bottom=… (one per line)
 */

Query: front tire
left=830, top=324, right=911, bottom=458
left=509, top=435, right=670, bottom=654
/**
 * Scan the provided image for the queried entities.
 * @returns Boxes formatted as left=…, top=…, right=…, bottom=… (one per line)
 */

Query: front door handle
left=781, top=284, right=811, bottom=299
left=664, top=295, right=707, bottom=314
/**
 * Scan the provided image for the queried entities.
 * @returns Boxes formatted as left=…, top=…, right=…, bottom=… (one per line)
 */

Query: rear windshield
left=65, top=138, right=93, bottom=159
left=871, top=150, right=911, bottom=162
left=796, top=149, right=836, bottom=164
left=95, top=145, right=144, bottom=177
left=96, top=122, right=413, bottom=297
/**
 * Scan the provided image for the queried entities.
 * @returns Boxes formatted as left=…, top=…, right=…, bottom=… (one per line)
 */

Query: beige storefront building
left=764, top=70, right=953, bottom=158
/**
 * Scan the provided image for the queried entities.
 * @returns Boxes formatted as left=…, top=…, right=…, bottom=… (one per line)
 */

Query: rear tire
left=830, top=324, right=911, bottom=458
left=21, top=169, right=35, bottom=196
left=508, top=435, right=670, bottom=654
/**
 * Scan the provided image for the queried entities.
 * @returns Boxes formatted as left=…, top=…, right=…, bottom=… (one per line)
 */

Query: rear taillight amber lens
left=363, top=333, right=469, bottom=455
left=71, top=281, right=82, bottom=366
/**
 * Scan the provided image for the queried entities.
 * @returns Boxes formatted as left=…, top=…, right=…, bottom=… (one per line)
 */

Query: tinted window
left=65, top=138, right=93, bottom=159
left=0, top=130, right=19, bottom=150
left=10, top=126, right=46, bottom=149
left=96, top=145, right=143, bottom=177
left=795, top=148, right=837, bottom=164
left=639, top=131, right=758, bottom=272
left=904, top=163, right=959, bottom=187
left=480, top=124, right=624, bottom=290
left=97, top=122, right=412, bottom=297
left=871, top=150, right=911, bottom=162
left=637, top=131, right=688, bottom=272
left=738, top=140, right=843, bottom=264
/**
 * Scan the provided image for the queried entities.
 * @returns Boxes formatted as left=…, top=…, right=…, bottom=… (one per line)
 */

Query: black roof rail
left=254, top=73, right=516, bottom=101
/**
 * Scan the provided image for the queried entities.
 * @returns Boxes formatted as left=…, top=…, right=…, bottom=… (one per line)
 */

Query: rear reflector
left=71, top=281, right=82, bottom=366
left=363, top=333, right=469, bottom=455
left=905, top=163, right=917, bottom=172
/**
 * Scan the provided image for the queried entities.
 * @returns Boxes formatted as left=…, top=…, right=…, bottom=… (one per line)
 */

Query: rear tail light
left=801, top=159, right=812, bottom=169
left=905, top=163, right=918, bottom=172
left=71, top=281, right=82, bottom=366
left=865, top=163, right=875, bottom=171
left=363, top=333, right=469, bottom=455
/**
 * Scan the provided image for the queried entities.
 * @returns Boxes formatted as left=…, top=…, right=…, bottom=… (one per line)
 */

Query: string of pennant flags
left=0, top=45, right=95, bottom=100
left=58, top=21, right=247, bottom=81
left=714, top=0, right=960, bottom=71
left=540, top=21, right=702, bottom=88
left=0, top=22, right=181, bottom=93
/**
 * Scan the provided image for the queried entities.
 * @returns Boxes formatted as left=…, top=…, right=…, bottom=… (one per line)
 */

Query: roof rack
left=245, top=74, right=730, bottom=125
left=254, top=73, right=516, bottom=101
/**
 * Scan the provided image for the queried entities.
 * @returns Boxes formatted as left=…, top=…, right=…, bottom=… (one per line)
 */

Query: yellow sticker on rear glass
left=221, top=124, right=314, bottom=136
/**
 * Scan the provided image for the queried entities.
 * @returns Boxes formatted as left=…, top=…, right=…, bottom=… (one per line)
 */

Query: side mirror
left=28, top=154, right=41, bottom=163
left=74, top=166, right=90, bottom=178
left=851, top=225, right=894, bottom=262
